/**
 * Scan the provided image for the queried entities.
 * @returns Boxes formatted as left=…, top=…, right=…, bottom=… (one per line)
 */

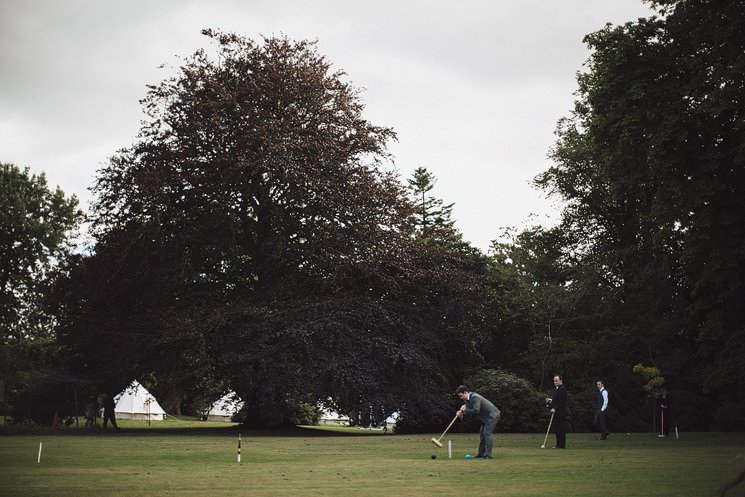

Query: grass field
left=1, top=420, right=744, bottom=497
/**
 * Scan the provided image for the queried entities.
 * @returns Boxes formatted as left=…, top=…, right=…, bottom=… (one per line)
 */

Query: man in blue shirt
left=456, top=385, right=501, bottom=459
left=595, top=379, right=609, bottom=440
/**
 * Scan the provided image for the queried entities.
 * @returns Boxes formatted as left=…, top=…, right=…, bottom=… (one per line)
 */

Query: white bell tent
left=207, top=392, right=244, bottom=422
left=114, top=380, right=167, bottom=421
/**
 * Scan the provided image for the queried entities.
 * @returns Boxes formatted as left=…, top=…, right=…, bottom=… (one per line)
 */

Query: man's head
left=553, top=374, right=563, bottom=387
left=596, top=380, right=604, bottom=390
left=456, top=385, right=470, bottom=401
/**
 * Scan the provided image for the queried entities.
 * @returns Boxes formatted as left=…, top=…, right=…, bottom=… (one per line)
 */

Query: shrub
left=463, top=369, right=546, bottom=433
left=289, top=402, right=322, bottom=425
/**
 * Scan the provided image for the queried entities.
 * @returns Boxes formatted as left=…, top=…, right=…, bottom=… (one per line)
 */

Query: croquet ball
left=465, top=454, right=472, bottom=459
left=431, top=454, right=436, bottom=459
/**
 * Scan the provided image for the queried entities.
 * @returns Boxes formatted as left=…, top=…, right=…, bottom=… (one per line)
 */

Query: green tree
left=407, top=166, right=483, bottom=267
left=651, top=0, right=745, bottom=430
left=408, top=167, right=455, bottom=237
left=0, top=162, right=82, bottom=419
left=486, top=227, right=590, bottom=388
left=0, top=163, right=81, bottom=339
left=534, top=0, right=745, bottom=429
left=632, top=364, right=665, bottom=395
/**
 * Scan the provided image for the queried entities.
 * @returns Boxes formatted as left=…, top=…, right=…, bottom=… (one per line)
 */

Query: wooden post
left=237, top=433, right=241, bottom=463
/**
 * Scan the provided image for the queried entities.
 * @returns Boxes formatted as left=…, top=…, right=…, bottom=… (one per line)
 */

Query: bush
left=394, top=370, right=551, bottom=434
left=289, top=402, right=322, bottom=425
left=394, top=393, right=457, bottom=434
left=463, top=369, right=547, bottom=433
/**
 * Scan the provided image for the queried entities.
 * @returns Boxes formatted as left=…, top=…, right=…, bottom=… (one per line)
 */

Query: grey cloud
left=0, top=0, right=654, bottom=251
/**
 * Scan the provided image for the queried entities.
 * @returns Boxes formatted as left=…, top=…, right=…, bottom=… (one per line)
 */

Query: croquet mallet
left=541, top=411, right=555, bottom=448
left=431, top=412, right=461, bottom=448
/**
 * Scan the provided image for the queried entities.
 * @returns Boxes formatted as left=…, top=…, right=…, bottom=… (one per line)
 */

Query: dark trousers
left=595, top=410, right=607, bottom=438
left=554, top=413, right=566, bottom=448
left=478, top=413, right=500, bottom=457
left=103, top=412, right=119, bottom=430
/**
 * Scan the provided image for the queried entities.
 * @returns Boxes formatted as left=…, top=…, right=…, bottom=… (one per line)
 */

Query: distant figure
left=595, top=379, right=609, bottom=440
left=657, top=391, right=671, bottom=437
left=102, top=394, right=120, bottom=431
left=84, top=398, right=97, bottom=428
left=52, top=411, right=61, bottom=430
left=550, top=374, right=568, bottom=449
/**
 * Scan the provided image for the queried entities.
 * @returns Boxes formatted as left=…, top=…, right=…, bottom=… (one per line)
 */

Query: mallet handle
left=437, top=413, right=461, bottom=443
left=542, top=412, right=555, bottom=448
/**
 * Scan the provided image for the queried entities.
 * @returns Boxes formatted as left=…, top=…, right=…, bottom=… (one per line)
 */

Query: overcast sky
left=1, top=0, right=655, bottom=252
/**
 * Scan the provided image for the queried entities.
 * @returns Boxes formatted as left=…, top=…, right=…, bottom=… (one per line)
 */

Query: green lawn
left=1, top=423, right=743, bottom=497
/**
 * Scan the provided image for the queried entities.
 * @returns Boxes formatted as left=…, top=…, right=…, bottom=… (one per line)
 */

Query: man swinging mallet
left=456, top=385, right=501, bottom=459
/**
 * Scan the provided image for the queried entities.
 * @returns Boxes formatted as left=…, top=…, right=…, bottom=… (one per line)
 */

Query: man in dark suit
left=550, top=374, right=568, bottom=448
left=456, top=385, right=501, bottom=459
left=102, top=394, right=120, bottom=431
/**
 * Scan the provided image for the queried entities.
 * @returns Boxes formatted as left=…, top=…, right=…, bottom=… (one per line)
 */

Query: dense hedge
left=395, top=369, right=547, bottom=433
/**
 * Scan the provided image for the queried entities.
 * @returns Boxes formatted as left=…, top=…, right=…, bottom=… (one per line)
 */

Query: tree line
left=2, top=0, right=743, bottom=432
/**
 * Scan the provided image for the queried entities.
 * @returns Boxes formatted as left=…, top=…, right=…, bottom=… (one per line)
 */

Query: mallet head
left=431, top=437, right=443, bottom=448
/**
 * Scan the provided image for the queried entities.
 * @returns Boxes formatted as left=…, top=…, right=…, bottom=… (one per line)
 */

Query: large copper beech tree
left=58, top=31, right=490, bottom=426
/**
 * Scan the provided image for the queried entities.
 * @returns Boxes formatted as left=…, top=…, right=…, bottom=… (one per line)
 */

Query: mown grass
left=1, top=422, right=743, bottom=497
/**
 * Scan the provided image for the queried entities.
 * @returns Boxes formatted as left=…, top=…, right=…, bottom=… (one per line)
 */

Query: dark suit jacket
left=551, top=384, right=567, bottom=417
